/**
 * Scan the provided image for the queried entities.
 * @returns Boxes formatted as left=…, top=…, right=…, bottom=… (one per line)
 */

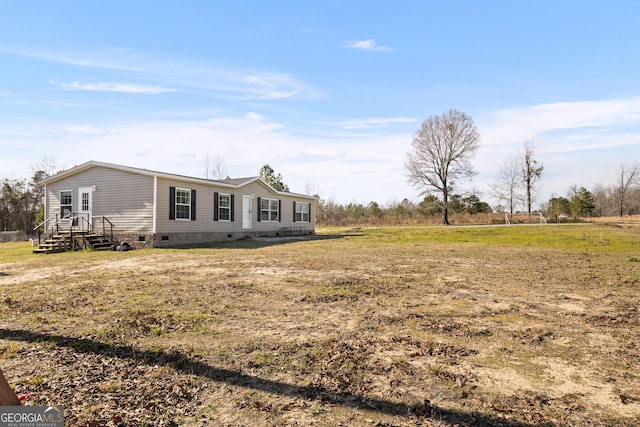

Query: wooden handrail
left=33, top=213, right=115, bottom=247
left=33, top=213, right=58, bottom=232
left=94, top=216, right=115, bottom=241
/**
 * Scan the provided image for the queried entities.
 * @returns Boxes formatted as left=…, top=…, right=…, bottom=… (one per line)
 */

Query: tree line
left=1, top=170, right=48, bottom=234
left=315, top=195, right=493, bottom=226
left=314, top=180, right=640, bottom=227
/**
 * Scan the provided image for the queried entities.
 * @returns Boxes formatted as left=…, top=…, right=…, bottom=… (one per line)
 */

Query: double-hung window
left=175, top=188, right=191, bottom=220
left=60, top=190, right=73, bottom=218
left=260, top=198, right=279, bottom=222
left=214, top=192, right=233, bottom=221
left=295, top=202, right=310, bottom=222
left=218, top=193, right=231, bottom=221
left=169, top=186, right=196, bottom=221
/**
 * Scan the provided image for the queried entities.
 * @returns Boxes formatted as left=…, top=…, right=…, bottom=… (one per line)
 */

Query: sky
left=1, top=1, right=640, bottom=208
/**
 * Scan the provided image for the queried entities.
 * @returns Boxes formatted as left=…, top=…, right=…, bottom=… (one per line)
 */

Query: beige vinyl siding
left=157, top=178, right=243, bottom=233
left=157, top=178, right=215, bottom=233
left=233, top=181, right=314, bottom=232
left=46, top=166, right=154, bottom=232
left=156, top=179, right=314, bottom=234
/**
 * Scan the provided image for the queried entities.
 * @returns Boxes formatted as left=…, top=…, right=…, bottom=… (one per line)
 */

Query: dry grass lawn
left=0, top=223, right=639, bottom=426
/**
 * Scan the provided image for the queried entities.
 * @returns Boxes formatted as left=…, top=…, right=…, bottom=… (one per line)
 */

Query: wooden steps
left=33, top=231, right=114, bottom=254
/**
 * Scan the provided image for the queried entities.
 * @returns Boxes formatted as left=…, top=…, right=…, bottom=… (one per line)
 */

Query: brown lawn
left=0, top=224, right=639, bottom=426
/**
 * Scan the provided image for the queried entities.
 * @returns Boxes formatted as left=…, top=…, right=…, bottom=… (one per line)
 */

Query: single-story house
left=40, top=160, right=316, bottom=248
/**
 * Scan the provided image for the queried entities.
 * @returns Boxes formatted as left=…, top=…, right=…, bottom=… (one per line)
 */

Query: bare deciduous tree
left=490, top=154, right=522, bottom=216
left=616, top=163, right=640, bottom=217
left=304, top=182, right=318, bottom=197
left=591, top=183, right=614, bottom=217
left=31, top=155, right=59, bottom=177
left=203, top=154, right=229, bottom=180
left=521, top=142, right=544, bottom=215
left=406, top=109, right=481, bottom=225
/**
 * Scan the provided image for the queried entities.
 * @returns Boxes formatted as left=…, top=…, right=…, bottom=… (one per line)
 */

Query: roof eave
left=41, top=161, right=315, bottom=199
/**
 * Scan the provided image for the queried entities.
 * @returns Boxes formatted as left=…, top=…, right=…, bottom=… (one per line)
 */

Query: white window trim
left=296, top=202, right=310, bottom=222
left=261, top=197, right=279, bottom=222
left=59, top=190, right=73, bottom=218
left=175, top=187, right=191, bottom=221
left=218, top=193, right=231, bottom=222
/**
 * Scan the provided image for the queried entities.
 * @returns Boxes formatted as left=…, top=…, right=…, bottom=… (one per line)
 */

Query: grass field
left=0, top=224, right=639, bottom=426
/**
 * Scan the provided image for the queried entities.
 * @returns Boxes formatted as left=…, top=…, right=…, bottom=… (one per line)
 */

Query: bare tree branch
left=617, top=163, right=640, bottom=217
left=521, top=142, right=543, bottom=215
left=405, top=109, right=481, bottom=224
left=489, top=154, right=523, bottom=215
left=204, top=155, right=229, bottom=180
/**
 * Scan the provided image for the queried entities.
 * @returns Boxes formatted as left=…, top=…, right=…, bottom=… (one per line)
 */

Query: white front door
left=78, top=187, right=93, bottom=231
left=242, top=195, right=252, bottom=229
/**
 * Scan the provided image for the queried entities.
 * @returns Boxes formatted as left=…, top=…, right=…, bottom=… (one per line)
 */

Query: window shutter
left=309, top=202, right=313, bottom=224
left=257, top=197, right=261, bottom=222
left=169, top=187, right=176, bottom=220
left=293, top=201, right=297, bottom=223
left=230, top=194, right=235, bottom=222
left=278, top=199, right=282, bottom=222
left=191, top=190, right=197, bottom=221
left=214, top=192, right=219, bottom=221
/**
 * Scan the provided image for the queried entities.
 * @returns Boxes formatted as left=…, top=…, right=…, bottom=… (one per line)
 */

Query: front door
left=242, top=195, right=252, bottom=229
left=78, top=187, right=93, bottom=231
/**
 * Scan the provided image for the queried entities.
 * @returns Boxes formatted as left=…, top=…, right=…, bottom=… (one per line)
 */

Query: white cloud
left=480, top=96, right=640, bottom=149
left=61, top=125, right=111, bottom=138
left=246, top=75, right=275, bottom=87
left=335, top=117, right=416, bottom=129
left=473, top=95, right=640, bottom=208
left=8, top=46, right=318, bottom=100
left=300, top=148, right=346, bottom=159
left=245, top=112, right=265, bottom=122
left=242, top=75, right=299, bottom=99
left=341, top=39, right=393, bottom=52
left=258, top=90, right=299, bottom=100
left=57, top=81, right=177, bottom=94
left=0, top=46, right=143, bottom=71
